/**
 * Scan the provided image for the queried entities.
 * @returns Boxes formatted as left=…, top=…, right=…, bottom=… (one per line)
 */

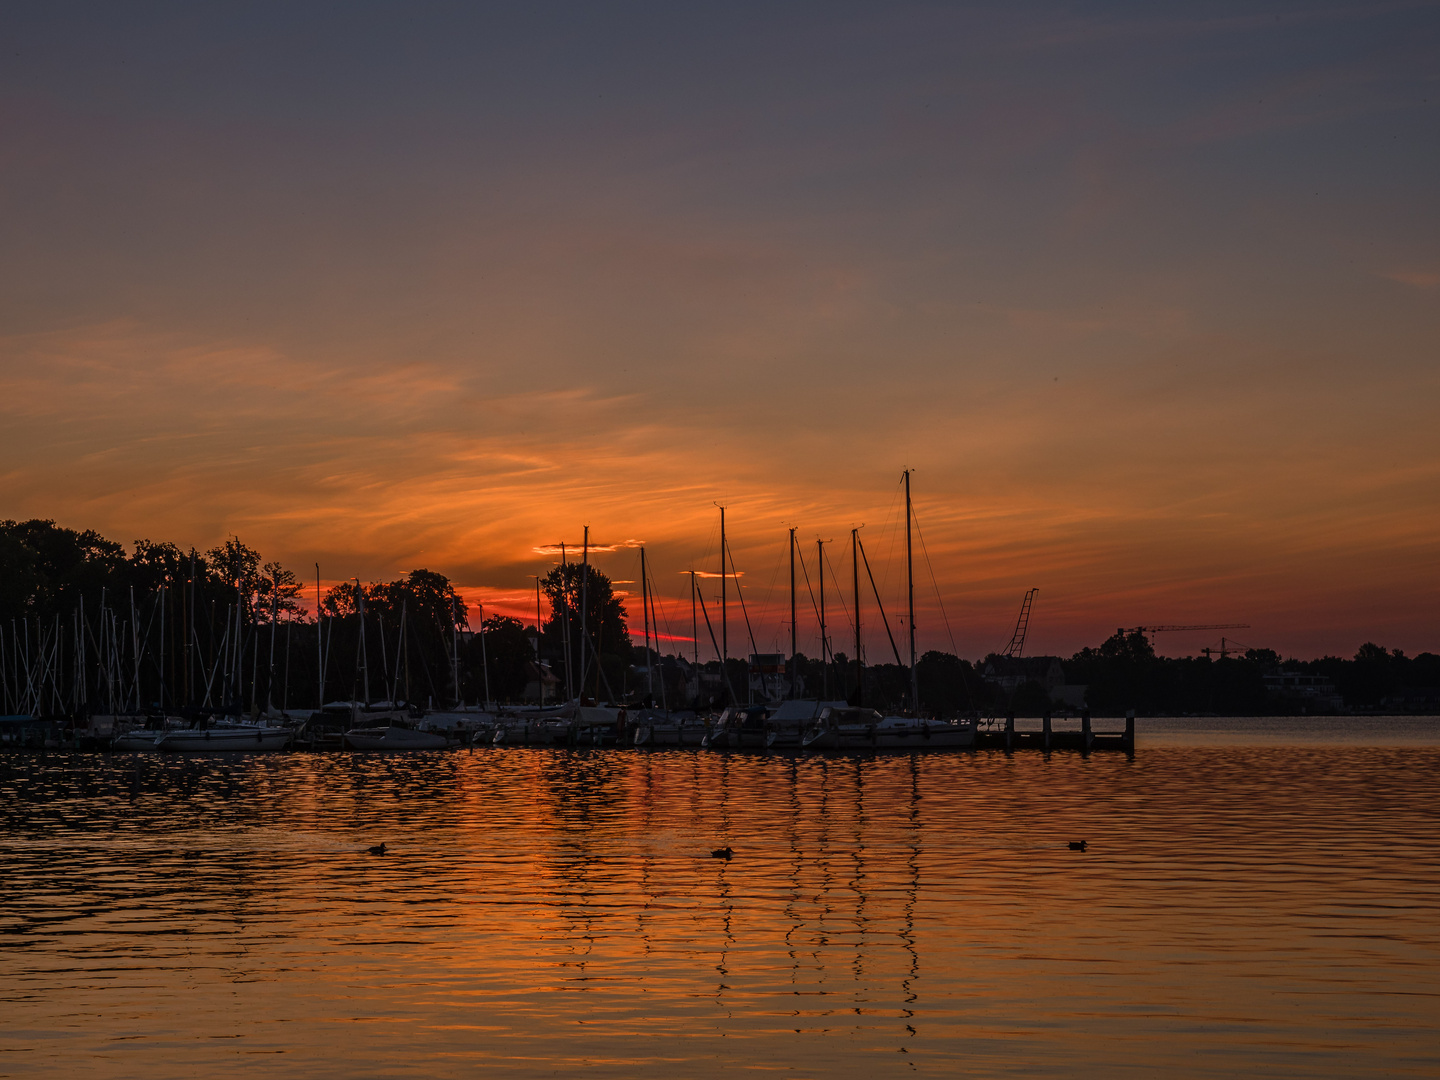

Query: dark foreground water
left=1, top=718, right=1437, bottom=1078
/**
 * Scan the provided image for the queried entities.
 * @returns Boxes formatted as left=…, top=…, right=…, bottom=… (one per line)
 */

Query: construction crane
left=1119, top=623, right=1249, bottom=641
left=1200, top=637, right=1253, bottom=659
left=1001, top=589, right=1039, bottom=658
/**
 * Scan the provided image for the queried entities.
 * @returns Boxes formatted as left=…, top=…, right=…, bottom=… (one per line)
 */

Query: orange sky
left=1, top=4, right=1436, bottom=659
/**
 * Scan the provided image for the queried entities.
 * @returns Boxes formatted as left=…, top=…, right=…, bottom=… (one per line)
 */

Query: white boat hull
left=493, top=720, right=572, bottom=745
left=702, top=727, right=767, bottom=750
left=156, top=726, right=293, bottom=751
left=343, top=726, right=450, bottom=751
left=634, top=723, right=709, bottom=747
left=111, top=731, right=162, bottom=751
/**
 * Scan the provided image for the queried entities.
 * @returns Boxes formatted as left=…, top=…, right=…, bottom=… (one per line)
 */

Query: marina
left=2, top=5, right=1434, bottom=1077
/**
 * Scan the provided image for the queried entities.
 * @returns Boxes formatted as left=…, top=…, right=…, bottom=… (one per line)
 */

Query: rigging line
left=857, top=534, right=905, bottom=667
left=822, top=543, right=854, bottom=634
left=909, top=500, right=979, bottom=715
left=759, top=534, right=787, bottom=651
left=878, top=476, right=906, bottom=606
left=199, top=623, right=225, bottom=706
left=909, top=501, right=960, bottom=657
left=652, top=587, right=680, bottom=650
left=725, top=536, right=762, bottom=661
left=693, top=583, right=735, bottom=701
left=137, top=589, right=162, bottom=677
left=643, top=557, right=671, bottom=710
left=580, top=622, right=618, bottom=702
left=695, top=515, right=721, bottom=582
left=796, top=544, right=823, bottom=630
left=647, top=561, right=673, bottom=646
left=408, top=609, right=441, bottom=705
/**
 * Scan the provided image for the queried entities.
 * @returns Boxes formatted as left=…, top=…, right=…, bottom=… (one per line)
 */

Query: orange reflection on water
left=0, top=742, right=1437, bottom=1077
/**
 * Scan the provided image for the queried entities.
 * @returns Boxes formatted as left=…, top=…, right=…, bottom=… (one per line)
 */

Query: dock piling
left=1124, top=709, right=1135, bottom=751
left=1042, top=710, right=1051, bottom=751
left=1005, top=711, right=1014, bottom=752
left=1081, top=709, right=1092, bottom=753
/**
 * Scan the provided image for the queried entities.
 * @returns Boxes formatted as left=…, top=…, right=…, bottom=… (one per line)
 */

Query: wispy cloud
left=1382, top=268, right=1440, bottom=288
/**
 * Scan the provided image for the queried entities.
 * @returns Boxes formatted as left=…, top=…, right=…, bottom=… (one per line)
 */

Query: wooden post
left=1125, top=708, right=1135, bottom=751
left=1082, top=708, right=1092, bottom=752
left=1005, top=710, right=1014, bottom=752
left=1042, top=709, right=1051, bottom=751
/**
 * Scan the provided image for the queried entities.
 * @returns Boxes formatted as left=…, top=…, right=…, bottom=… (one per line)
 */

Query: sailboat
left=763, top=698, right=850, bottom=750
left=800, top=471, right=975, bottom=752
left=342, top=722, right=450, bottom=750
left=155, top=720, right=293, bottom=751
left=800, top=706, right=973, bottom=750
left=757, top=526, right=848, bottom=749
left=110, top=714, right=189, bottom=751
left=701, top=704, right=771, bottom=749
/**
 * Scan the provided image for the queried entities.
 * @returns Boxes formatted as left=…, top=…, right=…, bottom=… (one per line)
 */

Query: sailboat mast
left=719, top=507, right=727, bottom=699
left=158, top=585, right=165, bottom=711
left=267, top=578, right=278, bottom=713
left=451, top=598, right=460, bottom=706
left=535, top=575, right=545, bottom=707
left=478, top=601, right=491, bottom=707
left=579, top=526, right=590, bottom=699
left=396, top=599, right=407, bottom=705
left=789, top=527, right=797, bottom=699
left=852, top=528, right=862, bottom=707
left=186, top=553, right=194, bottom=706
left=641, top=546, right=653, bottom=701
left=283, top=611, right=292, bottom=714
left=578, top=527, right=590, bottom=702
left=905, top=469, right=918, bottom=713
left=817, top=539, right=828, bottom=700
left=356, top=578, right=370, bottom=707
left=650, top=565, right=668, bottom=711
left=559, top=543, right=573, bottom=702
left=129, top=587, right=139, bottom=713
left=315, top=564, right=323, bottom=709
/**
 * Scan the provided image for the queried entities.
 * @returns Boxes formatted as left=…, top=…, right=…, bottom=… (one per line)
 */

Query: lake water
left=1, top=718, right=1437, bottom=1077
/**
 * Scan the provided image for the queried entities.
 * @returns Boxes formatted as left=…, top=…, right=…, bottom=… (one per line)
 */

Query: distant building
left=522, top=661, right=561, bottom=704
left=749, top=653, right=790, bottom=700
left=982, top=656, right=1086, bottom=709
left=1381, top=687, right=1440, bottom=713
left=982, top=655, right=1065, bottom=693
left=1263, top=671, right=1343, bottom=712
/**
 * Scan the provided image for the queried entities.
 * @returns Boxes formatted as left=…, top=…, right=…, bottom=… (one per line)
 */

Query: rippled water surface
left=2, top=722, right=1437, bottom=1077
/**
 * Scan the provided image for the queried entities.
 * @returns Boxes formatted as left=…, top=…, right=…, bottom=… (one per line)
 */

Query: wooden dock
left=973, top=709, right=1135, bottom=752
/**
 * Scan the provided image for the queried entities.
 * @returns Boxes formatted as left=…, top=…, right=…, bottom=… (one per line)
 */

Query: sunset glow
left=1, top=4, right=1435, bottom=660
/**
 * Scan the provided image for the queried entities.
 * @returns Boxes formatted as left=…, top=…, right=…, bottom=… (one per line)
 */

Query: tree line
left=2, top=519, right=1431, bottom=718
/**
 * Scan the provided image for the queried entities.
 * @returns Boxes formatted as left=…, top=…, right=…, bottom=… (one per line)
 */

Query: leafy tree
left=1098, top=629, right=1156, bottom=663
left=130, top=540, right=186, bottom=594
left=256, top=561, right=305, bottom=621
left=1338, top=642, right=1401, bottom=707
left=465, top=615, right=533, bottom=703
left=540, top=563, right=630, bottom=699
left=206, top=537, right=264, bottom=620
left=320, top=569, right=465, bottom=706
left=0, top=527, right=41, bottom=621
left=915, top=650, right=983, bottom=715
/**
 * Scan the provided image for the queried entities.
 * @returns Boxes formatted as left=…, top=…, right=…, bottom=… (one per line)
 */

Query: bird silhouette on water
left=1068, top=840, right=1087, bottom=852
left=368, top=842, right=387, bottom=855
left=711, top=846, right=734, bottom=860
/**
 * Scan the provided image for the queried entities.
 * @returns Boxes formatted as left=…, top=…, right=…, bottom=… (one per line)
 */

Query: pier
left=974, top=709, right=1136, bottom=753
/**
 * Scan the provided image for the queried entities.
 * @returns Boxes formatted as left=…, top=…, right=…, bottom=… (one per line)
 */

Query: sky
left=1, top=1, right=1437, bottom=661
